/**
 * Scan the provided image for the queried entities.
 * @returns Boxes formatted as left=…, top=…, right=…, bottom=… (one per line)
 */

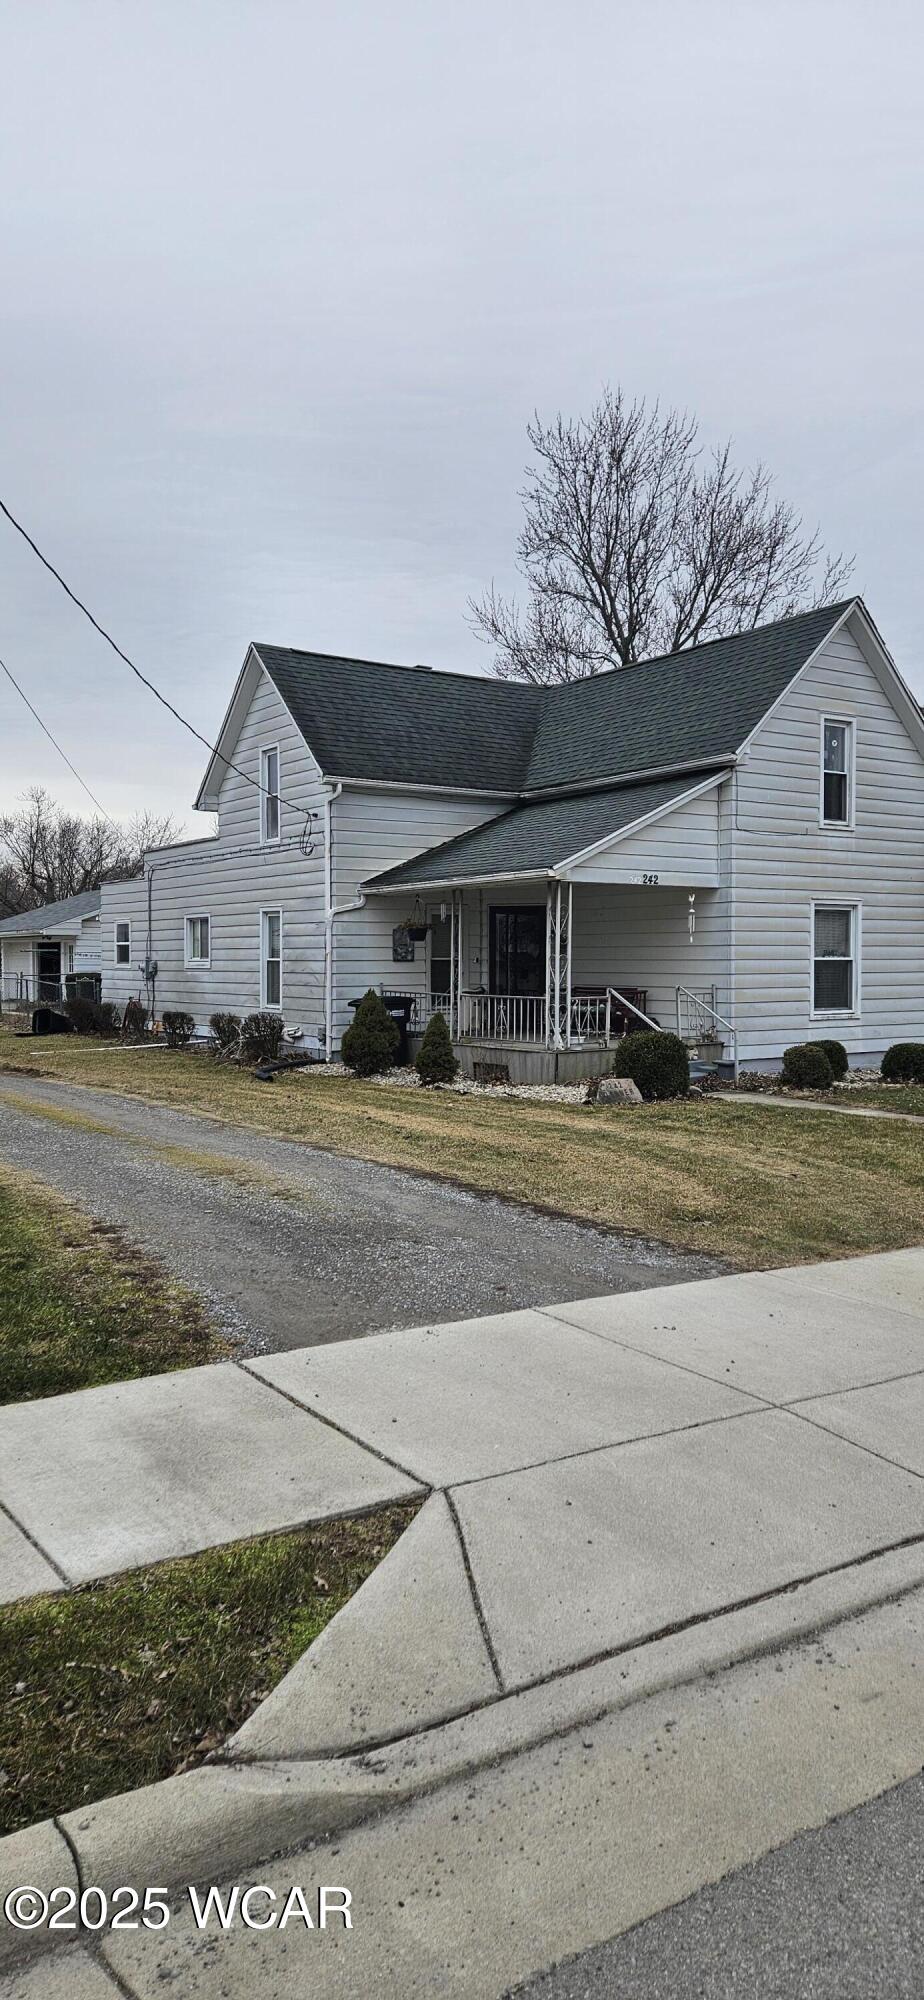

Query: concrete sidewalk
left=3, top=1248, right=924, bottom=1994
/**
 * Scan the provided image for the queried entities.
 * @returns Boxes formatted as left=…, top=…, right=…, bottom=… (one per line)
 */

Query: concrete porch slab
left=230, top=1492, right=498, bottom=1760
left=793, top=1372, right=924, bottom=1478
left=247, top=1310, right=759, bottom=1487
left=452, top=1408, right=924, bottom=1685
left=0, top=1506, right=63, bottom=1605
left=0, top=1365, right=420, bottom=1586
left=546, top=1270, right=924, bottom=1403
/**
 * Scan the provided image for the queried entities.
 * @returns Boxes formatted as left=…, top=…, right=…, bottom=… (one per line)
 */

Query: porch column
left=545, top=879, right=570, bottom=1050
left=450, top=889, right=463, bottom=1039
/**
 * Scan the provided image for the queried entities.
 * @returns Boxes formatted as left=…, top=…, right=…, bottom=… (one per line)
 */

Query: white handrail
left=605, top=987, right=663, bottom=1045
left=675, top=985, right=738, bottom=1083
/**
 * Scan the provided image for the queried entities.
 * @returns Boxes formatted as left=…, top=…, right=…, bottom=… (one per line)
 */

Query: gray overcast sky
left=2, top=0, right=922, bottom=829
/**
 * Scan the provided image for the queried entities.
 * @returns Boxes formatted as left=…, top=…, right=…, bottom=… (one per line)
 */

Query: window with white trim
left=260, top=746, right=280, bottom=842
left=185, top=915, right=211, bottom=966
left=115, top=921, right=131, bottom=966
left=821, top=718, right=853, bottom=826
left=813, top=904, right=857, bottom=1014
left=262, top=909, right=281, bottom=1008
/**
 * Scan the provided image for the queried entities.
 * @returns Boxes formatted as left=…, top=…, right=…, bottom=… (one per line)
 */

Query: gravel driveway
left=0, top=1074, right=726, bottom=1352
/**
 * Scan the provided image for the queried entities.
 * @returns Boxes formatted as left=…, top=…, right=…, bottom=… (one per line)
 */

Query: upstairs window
left=115, top=921, right=131, bottom=966
left=821, top=719, right=853, bottom=826
left=261, top=746, right=280, bottom=842
left=813, top=904, right=857, bottom=1015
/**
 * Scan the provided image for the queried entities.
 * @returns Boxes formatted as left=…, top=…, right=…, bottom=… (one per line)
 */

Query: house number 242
left=632, top=872, right=660, bottom=885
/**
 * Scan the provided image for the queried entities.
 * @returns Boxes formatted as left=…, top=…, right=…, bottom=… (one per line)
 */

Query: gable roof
left=365, top=773, right=720, bottom=890
left=0, top=890, right=101, bottom=937
left=245, top=602, right=853, bottom=801
left=254, top=646, right=542, bottom=793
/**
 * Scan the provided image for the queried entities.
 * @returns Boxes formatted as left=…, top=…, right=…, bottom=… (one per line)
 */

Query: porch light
left=688, top=893, right=696, bottom=943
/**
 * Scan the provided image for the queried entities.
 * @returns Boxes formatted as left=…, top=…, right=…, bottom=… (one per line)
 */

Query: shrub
left=782, top=1042, right=833, bottom=1090
left=161, top=1009, right=196, bottom=1048
left=807, top=1038, right=848, bottom=1080
left=881, top=1042, right=924, bottom=1084
left=341, top=988, right=400, bottom=1077
left=64, top=997, right=122, bottom=1036
left=209, top=1010, right=242, bottom=1058
left=121, top=996, right=148, bottom=1039
left=609, top=1029, right=689, bottom=1101
left=415, top=1009, right=458, bottom=1086
left=240, top=1011, right=285, bottom=1064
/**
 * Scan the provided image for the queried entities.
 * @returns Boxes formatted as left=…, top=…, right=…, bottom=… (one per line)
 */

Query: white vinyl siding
left=329, top=785, right=511, bottom=1045
left=101, top=669, right=327, bottom=1031
left=185, top=915, right=211, bottom=967
left=567, top=784, right=720, bottom=886
left=731, top=619, right=924, bottom=1061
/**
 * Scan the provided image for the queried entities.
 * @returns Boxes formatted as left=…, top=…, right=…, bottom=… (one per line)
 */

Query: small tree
left=416, top=1010, right=458, bottom=1086
left=341, top=989, right=399, bottom=1076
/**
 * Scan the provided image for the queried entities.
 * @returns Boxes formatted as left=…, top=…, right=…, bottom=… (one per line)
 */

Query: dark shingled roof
left=254, top=603, right=851, bottom=798
left=0, top=889, right=101, bottom=937
left=254, top=646, right=541, bottom=792
left=366, top=774, right=717, bottom=888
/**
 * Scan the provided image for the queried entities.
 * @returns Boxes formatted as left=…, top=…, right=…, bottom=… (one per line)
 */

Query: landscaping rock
left=596, top=1076, right=644, bottom=1106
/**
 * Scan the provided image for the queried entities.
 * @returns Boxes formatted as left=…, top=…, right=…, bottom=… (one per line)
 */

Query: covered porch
left=362, top=769, right=736, bottom=1082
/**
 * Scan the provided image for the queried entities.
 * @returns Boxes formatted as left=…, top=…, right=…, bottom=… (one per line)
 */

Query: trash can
left=31, top=1007, right=75, bottom=1036
left=348, top=992, right=416, bottom=1065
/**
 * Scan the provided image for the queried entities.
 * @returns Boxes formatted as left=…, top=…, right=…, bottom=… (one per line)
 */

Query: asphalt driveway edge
left=5, top=1540, right=924, bottom=1976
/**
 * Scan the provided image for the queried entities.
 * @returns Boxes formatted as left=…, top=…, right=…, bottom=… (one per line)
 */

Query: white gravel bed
left=297, top=1062, right=591, bottom=1105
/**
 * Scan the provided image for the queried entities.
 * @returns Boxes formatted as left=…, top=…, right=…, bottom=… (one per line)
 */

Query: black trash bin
left=348, top=991, right=416, bottom=1065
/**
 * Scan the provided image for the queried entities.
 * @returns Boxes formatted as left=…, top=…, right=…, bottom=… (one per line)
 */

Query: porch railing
left=0, top=974, right=100, bottom=1010
left=675, top=984, right=738, bottom=1081
left=458, top=992, right=547, bottom=1044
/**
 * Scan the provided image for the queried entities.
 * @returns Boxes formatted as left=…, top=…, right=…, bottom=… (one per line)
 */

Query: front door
left=36, top=941, right=61, bottom=1002
left=490, top=906, right=545, bottom=996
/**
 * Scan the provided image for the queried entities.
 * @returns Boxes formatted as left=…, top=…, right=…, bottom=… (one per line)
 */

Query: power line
left=0, top=496, right=317, bottom=842
left=0, top=651, right=117, bottom=825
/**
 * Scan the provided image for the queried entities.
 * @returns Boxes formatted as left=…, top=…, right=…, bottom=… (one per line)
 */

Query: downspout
left=323, top=783, right=366, bottom=1060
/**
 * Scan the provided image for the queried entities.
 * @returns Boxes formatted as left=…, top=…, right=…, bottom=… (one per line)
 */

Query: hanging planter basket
left=405, top=897, right=429, bottom=943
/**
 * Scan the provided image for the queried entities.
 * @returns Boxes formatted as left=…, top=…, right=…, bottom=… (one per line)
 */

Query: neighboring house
left=100, top=599, right=924, bottom=1076
left=0, top=890, right=102, bottom=1006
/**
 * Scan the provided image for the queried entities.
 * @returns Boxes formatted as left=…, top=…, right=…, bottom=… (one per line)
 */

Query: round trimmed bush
left=781, top=1043, right=833, bottom=1090
left=881, top=1042, right=924, bottom=1084
left=609, top=1030, right=689, bottom=1101
left=415, top=1010, right=458, bottom=1086
left=341, top=988, right=400, bottom=1077
left=806, top=1038, right=848, bottom=1080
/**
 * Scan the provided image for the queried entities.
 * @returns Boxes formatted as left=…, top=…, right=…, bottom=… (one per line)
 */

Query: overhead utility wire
left=0, top=650, right=117, bottom=825
left=0, top=497, right=317, bottom=846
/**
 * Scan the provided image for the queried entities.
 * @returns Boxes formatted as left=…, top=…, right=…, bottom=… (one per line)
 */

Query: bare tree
left=0, top=788, right=184, bottom=913
left=471, top=390, right=853, bottom=684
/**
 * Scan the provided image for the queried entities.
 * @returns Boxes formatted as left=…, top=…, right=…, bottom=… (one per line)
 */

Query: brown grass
left=1, top=1024, right=921, bottom=1269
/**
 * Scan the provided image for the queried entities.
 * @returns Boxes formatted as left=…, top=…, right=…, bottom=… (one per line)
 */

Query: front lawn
left=1, top=1027, right=922, bottom=1268
left=0, top=1159, right=229, bottom=1403
left=0, top=1504, right=415, bottom=1835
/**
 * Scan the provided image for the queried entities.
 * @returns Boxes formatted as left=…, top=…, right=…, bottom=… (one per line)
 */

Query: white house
left=100, top=598, right=924, bottom=1077
left=0, top=890, right=102, bottom=1007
